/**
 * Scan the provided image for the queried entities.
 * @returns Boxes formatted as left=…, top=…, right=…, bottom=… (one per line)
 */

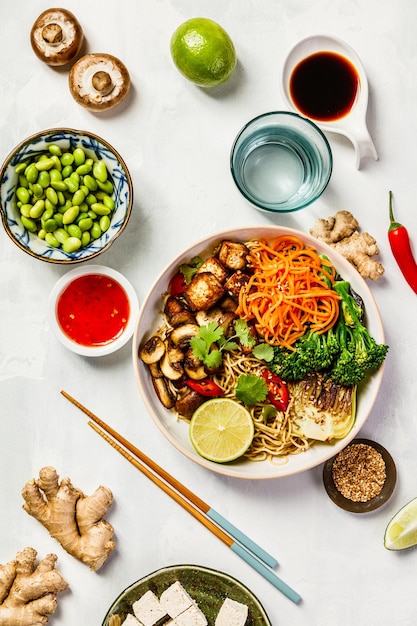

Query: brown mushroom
left=69, top=53, right=130, bottom=112
left=139, top=336, right=166, bottom=365
left=30, top=8, right=84, bottom=67
left=175, top=387, right=205, bottom=418
left=152, top=377, right=176, bottom=409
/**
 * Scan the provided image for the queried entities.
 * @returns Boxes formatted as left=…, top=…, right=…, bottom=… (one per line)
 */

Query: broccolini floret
left=270, top=280, right=388, bottom=387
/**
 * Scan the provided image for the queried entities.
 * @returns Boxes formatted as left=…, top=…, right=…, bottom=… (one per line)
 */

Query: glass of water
left=230, top=111, right=332, bottom=212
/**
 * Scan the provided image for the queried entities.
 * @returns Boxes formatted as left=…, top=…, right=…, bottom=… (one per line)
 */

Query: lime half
left=170, top=17, right=237, bottom=88
left=190, top=398, right=254, bottom=463
left=384, top=497, right=417, bottom=550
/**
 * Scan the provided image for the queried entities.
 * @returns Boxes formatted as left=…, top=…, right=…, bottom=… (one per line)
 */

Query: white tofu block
left=173, top=603, right=207, bottom=626
left=214, top=597, right=248, bottom=626
left=160, top=581, right=195, bottom=618
left=123, top=615, right=143, bottom=626
left=132, top=590, right=168, bottom=626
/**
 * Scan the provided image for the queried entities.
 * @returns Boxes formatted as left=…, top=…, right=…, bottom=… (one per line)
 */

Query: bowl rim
left=230, top=110, right=333, bottom=213
left=48, top=264, right=139, bottom=356
left=132, top=225, right=386, bottom=480
left=0, top=127, right=133, bottom=264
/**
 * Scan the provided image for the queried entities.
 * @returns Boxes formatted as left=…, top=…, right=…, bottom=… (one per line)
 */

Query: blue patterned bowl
left=0, top=128, right=133, bottom=264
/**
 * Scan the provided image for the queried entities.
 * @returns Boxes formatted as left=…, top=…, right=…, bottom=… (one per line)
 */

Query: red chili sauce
left=290, top=51, right=360, bottom=122
left=57, top=274, right=130, bottom=347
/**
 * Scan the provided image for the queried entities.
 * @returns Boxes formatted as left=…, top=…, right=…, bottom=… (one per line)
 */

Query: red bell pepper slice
left=185, top=378, right=224, bottom=397
left=261, top=370, right=289, bottom=412
left=168, top=272, right=187, bottom=296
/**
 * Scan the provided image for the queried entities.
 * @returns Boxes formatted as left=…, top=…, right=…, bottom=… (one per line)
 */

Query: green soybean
left=45, top=232, right=60, bottom=248
left=29, top=200, right=45, bottom=219
left=73, top=148, right=86, bottom=166
left=60, top=152, right=74, bottom=166
left=50, top=156, right=62, bottom=171
left=44, top=199, right=55, bottom=214
left=102, top=195, right=115, bottom=211
left=63, top=205, right=80, bottom=225
left=51, top=180, right=67, bottom=192
left=54, top=228, right=70, bottom=244
left=78, top=217, right=93, bottom=232
left=81, top=231, right=91, bottom=246
left=31, top=183, right=44, bottom=198
left=93, top=161, right=108, bottom=183
left=21, top=216, right=37, bottom=232
left=67, top=224, right=82, bottom=239
left=43, top=218, right=58, bottom=233
left=16, top=187, right=31, bottom=204
left=35, top=158, right=55, bottom=171
left=64, top=177, right=79, bottom=193
left=86, top=193, right=97, bottom=206
left=61, top=165, right=73, bottom=179
left=54, top=213, right=63, bottom=227
left=25, top=163, right=39, bottom=183
left=76, top=161, right=92, bottom=175
left=48, top=144, right=62, bottom=157
left=63, top=236, right=82, bottom=253
left=18, top=175, right=29, bottom=188
left=90, top=202, right=110, bottom=216
left=38, top=170, right=51, bottom=188
left=46, top=187, right=58, bottom=205
left=15, top=162, right=28, bottom=174
left=96, top=179, right=113, bottom=194
left=91, top=222, right=102, bottom=239
left=20, top=204, right=32, bottom=218
left=72, top=189, right=86, bottom=206
left=100, top=215, right=110, bottom=232
left=38, top=228, right=46, bottom=240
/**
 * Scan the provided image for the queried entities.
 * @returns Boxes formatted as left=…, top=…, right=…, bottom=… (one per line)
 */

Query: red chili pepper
left=388, top=191, right=417, bottom=294
left=261, top=370, right=289, bottom=412
left=168, top=272, right=187, bottom=296
left=185, top=378, right=224, bottom=397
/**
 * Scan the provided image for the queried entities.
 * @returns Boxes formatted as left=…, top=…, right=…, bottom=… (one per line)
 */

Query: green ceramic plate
left=102, top=564, right=272, bottom=625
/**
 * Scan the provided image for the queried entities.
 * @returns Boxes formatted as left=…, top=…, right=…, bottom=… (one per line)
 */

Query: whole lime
left=170, top=17, right=237, bottom=88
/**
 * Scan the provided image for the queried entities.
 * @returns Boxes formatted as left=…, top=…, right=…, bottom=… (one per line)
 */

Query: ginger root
left=310, top=210, right=384, bottom=280
left=22, top=467, right=115, bottom=571
left=0, top=547, right=67, bottom=626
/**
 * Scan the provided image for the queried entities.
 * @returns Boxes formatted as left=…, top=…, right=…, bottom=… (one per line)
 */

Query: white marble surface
left=1, top=1, right=416, bottom=624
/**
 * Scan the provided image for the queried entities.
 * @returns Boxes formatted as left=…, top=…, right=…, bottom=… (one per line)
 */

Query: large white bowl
left=132, top=226, right=385, bottom=480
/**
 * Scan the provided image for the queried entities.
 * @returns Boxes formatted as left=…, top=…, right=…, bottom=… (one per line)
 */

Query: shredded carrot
left=237, top=236, right=340, bottom=349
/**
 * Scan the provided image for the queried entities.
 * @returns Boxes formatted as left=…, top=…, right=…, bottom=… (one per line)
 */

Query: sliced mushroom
left=175, top=387, right=205, bottom=418
left=164, top=296, right=196, bottom=327
left=69, top=53, right=130, bottom=112
left=170, top=323, right=200, bottom=348
left=152, top=377, right=176, bottom=409
left=139, top=336, right=166, bottom=364
left=195, top=307, right=224, bottom=327
left=184, top=349, right=206, bottom=380
left=31, top=8, right=84, bottom=66
left=160, top=345, right=184, bottom=381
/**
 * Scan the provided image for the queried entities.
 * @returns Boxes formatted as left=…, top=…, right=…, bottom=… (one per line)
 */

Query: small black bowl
left=323, top=438, right=397, bottom=513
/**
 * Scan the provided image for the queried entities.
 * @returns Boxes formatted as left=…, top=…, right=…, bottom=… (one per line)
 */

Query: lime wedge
left=190, top=398, right=254, bottom=463
left=384, top=497, right=417, bottom=550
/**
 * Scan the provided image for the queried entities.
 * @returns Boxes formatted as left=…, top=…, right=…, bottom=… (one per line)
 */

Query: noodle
left=213, top=351, right=311, bottom=463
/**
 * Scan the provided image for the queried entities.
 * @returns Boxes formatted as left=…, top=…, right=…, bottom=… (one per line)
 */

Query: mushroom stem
left=42, top=23, right=63, bottom=45
left=92, top=71, right=114, bottom=96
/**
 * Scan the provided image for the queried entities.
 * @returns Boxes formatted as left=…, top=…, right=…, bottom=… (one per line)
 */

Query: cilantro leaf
left=235, top=374, right=268, bottom=406
left=253, top=343, right=274, bottom=362
left=179, top=256, right=204, bottom=284
left=199, top=322, right=224, bottom=345
left=204, top=349, right=223, bottom=369
left=234, top=319, right=256, bottom=348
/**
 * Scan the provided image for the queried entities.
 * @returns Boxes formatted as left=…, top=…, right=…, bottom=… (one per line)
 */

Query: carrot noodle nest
left=237, top=235, right=340, bottom=349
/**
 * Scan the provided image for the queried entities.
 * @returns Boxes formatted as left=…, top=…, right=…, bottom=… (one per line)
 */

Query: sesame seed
left=331, top=443, right=386, bottom=502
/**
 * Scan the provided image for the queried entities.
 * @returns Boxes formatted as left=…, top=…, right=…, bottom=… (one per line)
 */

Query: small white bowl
left=49, top=265, right=139, bottom=356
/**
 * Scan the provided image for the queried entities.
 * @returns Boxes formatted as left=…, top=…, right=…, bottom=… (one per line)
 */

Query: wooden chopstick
left=60, top=389, right=277, bottom=569
left=61, top=390, right=301, bottom=604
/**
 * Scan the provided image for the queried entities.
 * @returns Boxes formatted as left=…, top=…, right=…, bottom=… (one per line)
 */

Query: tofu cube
left=224, top=271, right=250, bottom=299
left=218, top=241, right=249, bottom=270
left=160, top=581, right=195, bottom=618
left=214, top=598, right=248, bottom=626
left=132, top=590, right=168, bottom=626
left=123, top=615, right=143, bottom=626
left=197, top=257, right=228, bottom=284
left=185, top=272, right=225, bottom=311
left=172, top=603, right=207, bottom=625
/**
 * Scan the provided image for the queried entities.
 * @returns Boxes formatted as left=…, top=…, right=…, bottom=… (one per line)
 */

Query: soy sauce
left=290, top=51, right=359, bottom=122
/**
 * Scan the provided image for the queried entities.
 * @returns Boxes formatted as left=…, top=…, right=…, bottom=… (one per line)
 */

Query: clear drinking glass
left=230, top=111, right=332, bottom=213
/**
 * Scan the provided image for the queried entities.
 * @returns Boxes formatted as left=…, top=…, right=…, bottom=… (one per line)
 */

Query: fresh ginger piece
left=0, top=546, right=67, bottom=626
left=310, top=210, right=385, bottom=280
left=22, top=466, right=115, bottom=571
